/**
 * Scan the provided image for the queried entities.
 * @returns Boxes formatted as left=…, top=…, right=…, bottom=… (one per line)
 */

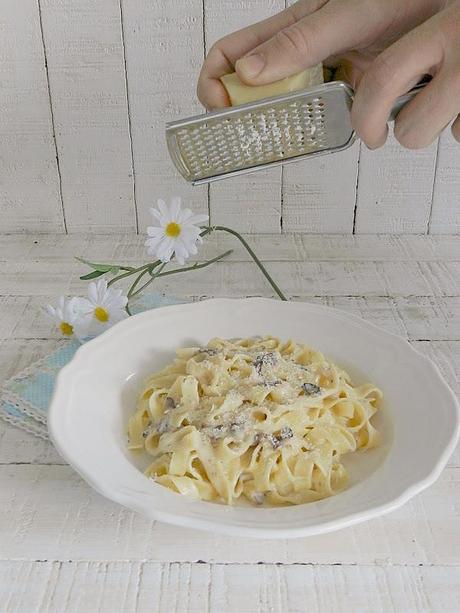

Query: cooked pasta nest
left=128, top=336, right=381, bottom=506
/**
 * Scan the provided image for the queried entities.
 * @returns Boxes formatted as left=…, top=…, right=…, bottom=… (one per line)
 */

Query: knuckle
left=283, top=4, right=299, bottom=27
left=287, top=0, right=326, bottom=21
left=363, top=56, right=396, bottom=96
left=274, top=24, right=313, bottom=62
left=207, top=41, right=224, bottom=60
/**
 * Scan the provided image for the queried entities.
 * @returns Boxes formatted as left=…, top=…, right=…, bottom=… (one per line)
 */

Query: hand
left=197, top=0, right=460, bottom=149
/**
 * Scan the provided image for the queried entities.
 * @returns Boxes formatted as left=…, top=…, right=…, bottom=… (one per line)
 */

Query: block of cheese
left=220, top=64, right=323, bottom=106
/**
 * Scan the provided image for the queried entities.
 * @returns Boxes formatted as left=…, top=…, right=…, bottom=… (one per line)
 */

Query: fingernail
left=237, top=54, right=265, bottom=79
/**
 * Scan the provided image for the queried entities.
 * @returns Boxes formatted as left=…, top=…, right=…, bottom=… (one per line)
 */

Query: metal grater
left=166, top=80, right=425, bottom=185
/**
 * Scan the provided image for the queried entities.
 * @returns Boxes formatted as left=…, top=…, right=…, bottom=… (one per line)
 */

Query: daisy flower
left=46, top=297, right=81, bottom=339
left=74, top=279, right=128, bottom=339
left=146, top=197, right=208, bottom=265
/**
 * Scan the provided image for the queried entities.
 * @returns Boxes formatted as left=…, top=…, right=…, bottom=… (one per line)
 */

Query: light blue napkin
left=0, top=293, right=183, bottom=439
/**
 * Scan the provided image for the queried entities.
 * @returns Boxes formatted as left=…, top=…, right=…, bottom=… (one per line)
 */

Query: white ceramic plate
left=48, top=298, right=460, bottom=539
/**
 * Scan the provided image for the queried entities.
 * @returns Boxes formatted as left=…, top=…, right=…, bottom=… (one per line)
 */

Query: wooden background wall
left=1, top=0, right=459, bottom=235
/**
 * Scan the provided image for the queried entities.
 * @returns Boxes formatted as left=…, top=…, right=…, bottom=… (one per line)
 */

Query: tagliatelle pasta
left=127, top=336, right=381, bottom=506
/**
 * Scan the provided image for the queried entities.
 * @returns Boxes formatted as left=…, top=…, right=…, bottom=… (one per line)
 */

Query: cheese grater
left=166, top=80, right=426, bottom=185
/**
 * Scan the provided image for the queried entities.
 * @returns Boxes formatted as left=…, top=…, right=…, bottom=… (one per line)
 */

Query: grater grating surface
left=166, top=81, right=355, bottom=185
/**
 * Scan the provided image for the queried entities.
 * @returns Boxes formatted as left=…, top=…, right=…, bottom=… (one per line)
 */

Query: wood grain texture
left=354, top=130, right=438, bottom=233
left=120, top=0, right=208, bottom=230
left=0, top=0, right=64, bottom=232
left=2, top=293, right=460, bottom=342
left=1, top=561, right=459, bottom=613
left=2, top=233, right=460, bottom=262
left=39, top=0, right=136, bottom=232
left=2, top=260, right=457, bottom=299
left=0, top=465, right=459, bottom=564
left=282, top=140, right=360, bottom=233
left=205, top=0, right=284, bottom=233
left=429, top=130, right=460, bottom=234
left=1, top=1, right=459, bottom=235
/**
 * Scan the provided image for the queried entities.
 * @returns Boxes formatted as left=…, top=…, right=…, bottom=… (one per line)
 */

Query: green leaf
left=75, top=256, right=115, bottom=273
left=80, top=270, right=107, bottom=280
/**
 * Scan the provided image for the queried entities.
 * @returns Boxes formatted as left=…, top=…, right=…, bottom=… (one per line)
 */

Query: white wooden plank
left=0, top=0, right=64, bottom=232
left=2, top=295, right=460, bottom=342
left=2, top=234, right=460, bottom=263
left=1, top=561, right=458, bottom=613
left=0, top=421, right=62, bottom=466
left=411, top=341, right=460, bottom=397
left=121, top=0, right=208, bottom=231
left=0, top=561, right=55, bottom=613
left=39, top=0, right=136, bottom=233
left=429, top=130, right=460, bottom=234
left=355, top=130, right=438, bottom=233
left=205, top=0, right=284, bottom=233
left=0, top=259, right=456, bottom=300
left=0, top=464, right=458, bottom=565
left=283, top=142, right=360, bottom=233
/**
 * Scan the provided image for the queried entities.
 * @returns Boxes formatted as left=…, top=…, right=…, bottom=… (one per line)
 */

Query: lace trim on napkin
left=0, top=293, right=182, bottom=440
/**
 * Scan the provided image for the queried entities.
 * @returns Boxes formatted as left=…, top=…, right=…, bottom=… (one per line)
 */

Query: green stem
left=155, top=250, right=232, bottom=279
left=127, top=269, right=148, bottom=298
left=129, top=263, right=168, bottom=299
left=205, top=226, right=287, bottom=301
left=127, top=262, right=162, bottom=298
left=107, top=261, right=160, bottom=287
left=118, top=266, right=137, bottom=272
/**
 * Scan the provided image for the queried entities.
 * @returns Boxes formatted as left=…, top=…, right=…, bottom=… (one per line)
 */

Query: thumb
left=235, top=0, right=383, bottom=85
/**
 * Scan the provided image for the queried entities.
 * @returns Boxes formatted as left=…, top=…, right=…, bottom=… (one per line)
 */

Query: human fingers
left=235, top=0, right=391, bottom=85
left=393, top=71, right=460, bottom=149
left=351, top=23, right=445, bottom=149
left=197, top=0, right=328, bottom=108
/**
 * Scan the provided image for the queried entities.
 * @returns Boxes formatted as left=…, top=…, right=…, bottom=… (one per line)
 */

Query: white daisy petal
left=185, top=213, right=209, bottom=226
left=177, top=207, right=193, bottom=223
left=73, top=297, right=94, bottom=317
left=188, top=242, right=198, bottom=255
left=147, top=225, right=164, bottom=238
left=149, top=207, right=162, bottom=223
left=45, top=296, right=84, bottom=338
left=146, top=197, right=207, bottom=263
left=170, top=196, right=182, bottom=221
left=96, top=279, right=108, bottom=303
left=157, top=239, right=175, bottom=263
left=110, top=308, right=129, bottom=324
left=156, top=199, right=169, bottom=219
left=145, top=234, right=166, bottom=252
left=87, top=281, right=99, bottom=304
left=46, top=304, right=57, bottom=319
left=71, top=280, right=129, bottom=341
left=173, top=240, right=189, bottom=265
left=181, top=225, right=201, bottom=238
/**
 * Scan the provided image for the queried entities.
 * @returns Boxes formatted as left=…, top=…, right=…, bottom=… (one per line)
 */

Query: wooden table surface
left=1, top=233, right=459, bottom=612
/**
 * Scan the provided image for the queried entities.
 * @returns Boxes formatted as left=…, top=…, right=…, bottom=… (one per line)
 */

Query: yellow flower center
left=59, top=321, right=74, bottom=336
left=94, top=306, right=109, bottom=322
left=165, top=222, right=181, bottom=238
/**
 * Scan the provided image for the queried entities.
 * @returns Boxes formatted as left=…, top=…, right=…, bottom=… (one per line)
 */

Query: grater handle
left=388, top=82, right=427, bottom=121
